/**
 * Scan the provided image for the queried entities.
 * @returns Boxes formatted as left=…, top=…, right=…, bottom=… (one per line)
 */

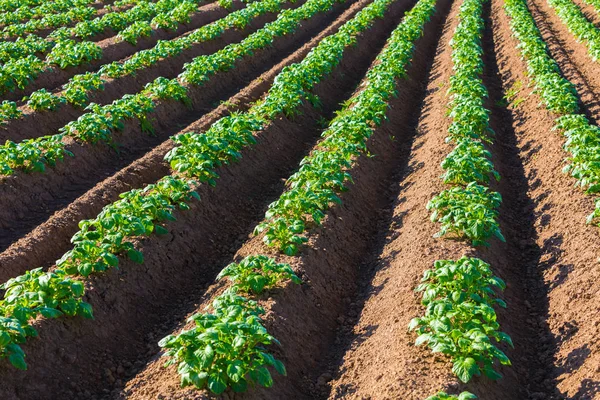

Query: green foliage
left=441, top=139, right=499, bottom=185
left=25, top=89, right=66, bottom=111
left=56, top=176, right=198, bottom=276
left=0, top=268, right=91, bottom=370
left=118, top=20, right=152, bottom=44
left=410, top=258, right=512, bottom=383
left=250, top=0, right=437, bottom=254
left=159, top=291, right=285, bottom=394
left=427, top=183, right=504, bottom=246
left=0, top=100, right=21, bottom=125
left=425, top=391, right=477, bottom=400
left=0, top=55, right=44, bottom=92
left=217, top=255, right=301, bottom=294
left=547, top=0, right=600, bottom=61
left=0, top=134, right=72, bottom=175
left=45, top=39, right=102, bottom=69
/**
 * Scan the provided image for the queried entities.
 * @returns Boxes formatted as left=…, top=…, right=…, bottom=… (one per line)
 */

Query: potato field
left=0, top=0, right=598, bottom=397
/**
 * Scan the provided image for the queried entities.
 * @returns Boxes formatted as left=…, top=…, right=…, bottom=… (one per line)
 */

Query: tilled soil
left=1, top=0, right=600, bottom=397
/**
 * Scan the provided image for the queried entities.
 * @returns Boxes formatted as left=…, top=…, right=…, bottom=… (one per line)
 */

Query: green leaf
left=227, top=360, right=244, bottom=382
left=8, top=351, right=27, bottom=370
left=452, top=357, right=479, bottom=383
left=127, top=249, right=144, bottom=264
left=207, top=373, right=227, bottom=394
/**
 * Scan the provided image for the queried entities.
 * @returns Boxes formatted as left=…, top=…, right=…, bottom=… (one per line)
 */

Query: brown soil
left=0, top=0, right=351, bottom=254
left=0, top=0, right=416, bottom=397
left=117, top=0, right=451, bottom=397
left=0, top=1, right=232, bottom=102
left=0, top=1, right=299, bottom=143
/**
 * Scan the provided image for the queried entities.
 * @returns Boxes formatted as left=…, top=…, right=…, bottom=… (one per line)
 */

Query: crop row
left=0, top=0, right=215, bottom=95
left=504, top=0, right=600, bottom=227
left=1, top=2, right=100, bottom=37
left=0, top=0, right=95, bottom=27
left=13, top=0, right=287, bottom=120
left=0, top=0, right=346, bottom=370
left=162, top=0, right=445, bottom=394
left=0, top=0, right=331, bottom=175
left=3, top=0, right=200, bottom=38
left=410, top=0, right=511, bottom=397
left=546, top=0, right=600, bottom=61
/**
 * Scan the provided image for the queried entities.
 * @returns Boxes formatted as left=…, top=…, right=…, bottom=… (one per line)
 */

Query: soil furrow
left=0, top=1, right=415, bottom=397
left=117, top=0, right=451, bottom=397
left=0, top=0, right=352, bottom=253
left=0, top=0, right=228, bottom=102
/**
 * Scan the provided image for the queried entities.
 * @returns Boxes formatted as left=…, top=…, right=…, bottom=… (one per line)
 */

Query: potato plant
left=217, top=255, right=301, bottom=294
left=159, top=291, right=286, bottom=394
left=409, top=258, right=513, bottom=383
left=425, top=392, right=477, bottom=400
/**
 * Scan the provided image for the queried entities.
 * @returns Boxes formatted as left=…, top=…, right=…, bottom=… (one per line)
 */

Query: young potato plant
left=0, top=268, right=92, bottom=370
left=159, top=291, right=286, bottom=394
left=427, top=183, right=504, bottom=246
left=0, top=134, right=71, bottom=175
left=426, top=392, right=477, bottom=400
left=0, top=100, right=22, bottom=125
left=217, top=255, right=301, bottom=294
left=409, top=258, right=513, bottom=383
left=253, top=0, right=437, bottom=254
left=0, top=55, right=45, bottom=93
left=441, top=139, right=499, bottom=185
left=25, top=89, right=66, bottom=111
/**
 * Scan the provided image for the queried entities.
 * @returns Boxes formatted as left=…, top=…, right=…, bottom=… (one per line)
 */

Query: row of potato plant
left=0, top=0, right=213, bottom=95
left=25, top=0, right=288, bottom=113
left=3, top=0, right=202, bottom=38
left=0, top=0, right=145, bottom=39
left=0, top=0, right=95, bottom=26
left=0, top=0, right=335, bottom=175
left=412, top=0, right=512, bottom=395
left=0, top=0, right=44, bottom=12
left=504, top=0, right=600, bottom=225
left=0, top=0, right=280, bottom=126
left=426, top=0, right=503, bottom=246
left=546, top=0, right=600, bottom=61
left=0, top=3, right=98, bottom=37
left=504, top=0, right=600, bottom=226
left=160, top=0, right=445, bottom=394
left=0, top=0, right=390, bottom=371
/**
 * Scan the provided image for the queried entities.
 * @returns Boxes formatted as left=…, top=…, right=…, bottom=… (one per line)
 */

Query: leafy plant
left=217, top=255, right=301, bottom=294
left=410, top=258, right=513, bottom=383
left=159, top=291, right=285, bottom=394
left=427, top=183, right=504, bottom=246
left=425, top=391, right=477, bottom=400
left=0, top=100, right=21, bottom=125
left=25, top=89, right=66, bottom=111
